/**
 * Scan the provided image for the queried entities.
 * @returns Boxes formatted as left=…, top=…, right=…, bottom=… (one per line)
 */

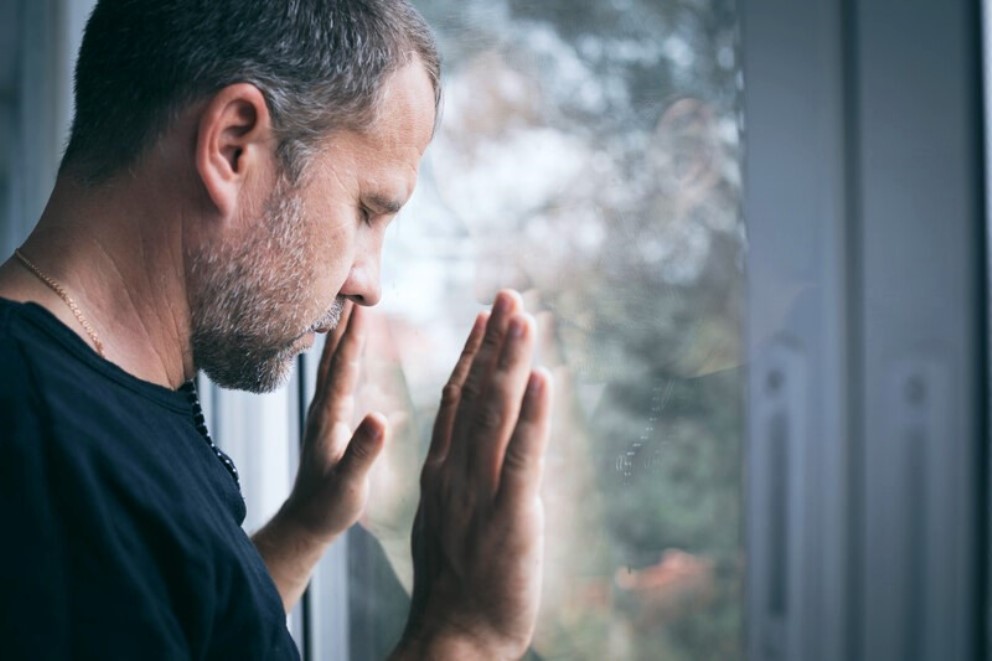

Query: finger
left=336, top=412, right=389, bottom=483
left=313, top=305, right=367, bottom=427
left=425, top=311, right=489, bottom=466
left=466, top=313, right=536, bottom=494
left=446, top=290, right=523, bottom=469
left=316, top=300, right=355, bottom=389
left=496, top=368, right=553, bottom=507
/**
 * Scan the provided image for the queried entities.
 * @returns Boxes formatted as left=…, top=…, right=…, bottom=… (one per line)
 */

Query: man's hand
left=393, top=290, right=553, bottom=660
left=253, top=302, right=388, bottom=613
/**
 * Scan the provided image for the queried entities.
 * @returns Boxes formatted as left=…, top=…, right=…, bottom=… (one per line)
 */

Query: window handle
left=752, top=340, right=807, bottom=661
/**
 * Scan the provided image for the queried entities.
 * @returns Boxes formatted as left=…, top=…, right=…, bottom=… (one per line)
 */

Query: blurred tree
left=362, top=1, right=746, bottom=658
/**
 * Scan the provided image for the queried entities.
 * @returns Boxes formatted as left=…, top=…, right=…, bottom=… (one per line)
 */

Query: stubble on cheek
left=187, top=182, right=322, bottom=393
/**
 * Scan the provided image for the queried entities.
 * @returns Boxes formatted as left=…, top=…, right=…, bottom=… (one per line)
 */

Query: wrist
left=391, top=634, right=509, bottom=661
left=251, top=502, right=340, bottom=615
left=392, top=620, right=525, bottom=661
left=251, top=503, right=337, bottom=575
left=272, top=495, right=339, bottom=548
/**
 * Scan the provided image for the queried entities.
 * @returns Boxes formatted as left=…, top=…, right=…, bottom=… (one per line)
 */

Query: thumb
left=337, top=412, right=389, bottom=481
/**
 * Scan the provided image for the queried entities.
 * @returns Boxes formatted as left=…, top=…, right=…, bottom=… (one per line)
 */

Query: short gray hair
left=61, top=0, right=441, bottom=184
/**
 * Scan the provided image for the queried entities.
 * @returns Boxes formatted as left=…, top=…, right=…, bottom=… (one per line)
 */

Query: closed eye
left=359, top=205, right=373, bottom=225
left=364, top=193, right=404, bottom=217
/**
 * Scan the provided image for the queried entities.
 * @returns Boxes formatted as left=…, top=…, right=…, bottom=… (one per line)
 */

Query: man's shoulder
left=0, top=297, right=194, bottom=488
left=0, top=299, right=49, bottom=418
left=0, top=297, right=77, bottom=379
left=0, top=298, right=233, bottom=535
left=0, top=296, right=38, bottom=354
left=0, top=298, right=94, bottom=424
left=0, top=297, right=190, bottom=417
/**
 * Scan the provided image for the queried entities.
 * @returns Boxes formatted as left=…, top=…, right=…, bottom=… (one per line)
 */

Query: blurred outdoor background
left=349, top=1, right=746, bottom=658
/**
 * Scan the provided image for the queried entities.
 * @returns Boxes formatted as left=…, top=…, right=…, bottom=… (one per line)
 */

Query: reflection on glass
left=345, top=1, right=744, bottom=658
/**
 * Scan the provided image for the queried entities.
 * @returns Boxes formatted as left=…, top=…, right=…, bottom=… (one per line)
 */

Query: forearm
left=251, top=508, right=334, bottom=613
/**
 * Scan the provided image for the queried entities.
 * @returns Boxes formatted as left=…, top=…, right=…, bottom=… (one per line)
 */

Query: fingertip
left=346, top=302, right=367, bottom=330
left=466, top=311, right=489, bottom=345
left=318, top=299, right=355, bottom=368
left=346, top=412, right=389, bottom=468
left=507, top=315, right=526, bottom=339
left=338, top=304, right=370, bottom=359
left=526, top=367, right=552, bottom=403
left=494, top=314, right=532, bottom=374
left=333, top=298, right=355, bottom=333
left=493, top=288, right=524, bottom=316
left=502, top=288, right=523, bottom=305
left=510, top=369, right=550, bottom=434
left=497, top=368, right=553, bottom=504
left=510, top=312, right=537, bottom=338
left=361, top=411, right=389, bottom=443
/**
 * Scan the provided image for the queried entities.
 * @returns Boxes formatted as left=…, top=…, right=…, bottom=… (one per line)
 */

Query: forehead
left=370, top=59, right=438, bottom=154
left=307, top=60, right=437, bottom=201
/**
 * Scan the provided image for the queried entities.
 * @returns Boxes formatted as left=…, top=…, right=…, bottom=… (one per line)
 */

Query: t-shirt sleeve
left=0, top=345, right=192, bottom=660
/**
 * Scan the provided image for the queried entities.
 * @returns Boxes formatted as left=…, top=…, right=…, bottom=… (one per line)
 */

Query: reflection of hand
left=253, top=302, right=388, bottom=612
left=392, top=290, right=553, bottom=660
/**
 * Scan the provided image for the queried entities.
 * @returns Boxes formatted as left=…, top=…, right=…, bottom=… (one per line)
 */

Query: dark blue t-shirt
left=0, top=299, right=299, bottom=659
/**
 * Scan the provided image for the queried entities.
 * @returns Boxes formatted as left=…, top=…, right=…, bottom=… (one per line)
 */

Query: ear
left=194, top=83, right=276, bottom=219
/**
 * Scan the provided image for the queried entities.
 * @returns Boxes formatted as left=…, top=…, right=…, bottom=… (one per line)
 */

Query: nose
left=340, top=251, right=382, bottom=307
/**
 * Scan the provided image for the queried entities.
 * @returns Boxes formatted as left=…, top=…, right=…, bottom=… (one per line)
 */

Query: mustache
left=307, top=298, right=346, bottom=333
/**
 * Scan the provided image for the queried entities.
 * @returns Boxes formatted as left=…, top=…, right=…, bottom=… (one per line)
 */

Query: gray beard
left=186, top=182, right=338, bottom=393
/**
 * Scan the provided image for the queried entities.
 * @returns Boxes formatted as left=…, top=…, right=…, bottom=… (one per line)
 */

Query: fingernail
left=509, top=317, right=525, bottom=338
left=494, top=294, right=511, bottom=316
left=527, top=372, right=543, bottom=396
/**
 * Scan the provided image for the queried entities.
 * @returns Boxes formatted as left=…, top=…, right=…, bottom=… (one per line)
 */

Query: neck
left=0, top=172, right=194, bottom=389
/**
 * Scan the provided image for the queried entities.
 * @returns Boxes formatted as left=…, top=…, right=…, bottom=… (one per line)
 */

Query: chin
left=198, top=344, right=299, bottom=394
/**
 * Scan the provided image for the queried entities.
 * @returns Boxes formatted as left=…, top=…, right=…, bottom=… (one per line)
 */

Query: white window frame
left=744, top=0, right=985, bottom=659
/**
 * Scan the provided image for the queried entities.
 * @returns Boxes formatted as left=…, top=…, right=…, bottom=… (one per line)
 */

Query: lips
left=310, top=315, right=339, bottom=334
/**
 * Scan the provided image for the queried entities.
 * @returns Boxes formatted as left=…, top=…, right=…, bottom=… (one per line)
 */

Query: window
left=301, top=1, right=747, bottom=658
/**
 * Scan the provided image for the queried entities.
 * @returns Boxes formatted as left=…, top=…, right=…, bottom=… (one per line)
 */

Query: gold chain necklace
left=14, top=249, right=106, bottom=358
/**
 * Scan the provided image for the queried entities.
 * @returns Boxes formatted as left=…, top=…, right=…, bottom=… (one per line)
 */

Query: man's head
left=61, top=0, right=440, bottom=392
left=62, top=0, right=440, bottom=184
left=187, top=61, right=437, bottom=393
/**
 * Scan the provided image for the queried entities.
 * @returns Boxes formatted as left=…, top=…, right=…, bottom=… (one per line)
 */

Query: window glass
left=334, top=1, right=744, bottom=658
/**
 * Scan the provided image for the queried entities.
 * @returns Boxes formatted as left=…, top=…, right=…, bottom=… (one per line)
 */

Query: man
left=0, top=1, right=551, bottom=658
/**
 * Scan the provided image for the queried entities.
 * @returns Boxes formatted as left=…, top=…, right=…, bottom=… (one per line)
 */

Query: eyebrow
left=365, top=193, right=404, bottom=215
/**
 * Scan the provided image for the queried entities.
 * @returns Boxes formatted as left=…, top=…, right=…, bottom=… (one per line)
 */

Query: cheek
left=305, top=213, right=357, bottom=298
